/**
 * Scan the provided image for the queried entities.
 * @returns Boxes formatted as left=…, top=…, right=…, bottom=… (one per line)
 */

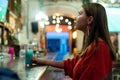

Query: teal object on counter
left=25, top=49, right=34, bottom=65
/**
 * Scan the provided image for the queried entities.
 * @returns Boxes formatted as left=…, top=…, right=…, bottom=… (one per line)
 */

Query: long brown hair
left=80, top=3, right=116, bottom=61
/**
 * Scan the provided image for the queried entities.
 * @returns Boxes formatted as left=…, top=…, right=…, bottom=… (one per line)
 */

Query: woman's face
left=75, top=8, right=89, bottom=32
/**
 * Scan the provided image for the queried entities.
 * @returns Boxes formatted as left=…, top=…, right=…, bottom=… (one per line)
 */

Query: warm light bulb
left=56, top=24, right=59, bottom=27
left=52, top=20, right=56, bottom=24
left=68, top=26, right=72, bottom=30
left=72, top=31, right=77, bottom=39
left=65, top=19, right=69, bottom=23
left=68, top=21, right=71, bottom=25
left=60, top=16, right=63, bottom=20
left=57, top=19, right=60, bottom=23
left=52, top=16, right=56, bottom=19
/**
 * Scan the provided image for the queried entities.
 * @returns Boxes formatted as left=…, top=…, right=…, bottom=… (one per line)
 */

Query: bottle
left=25, top=49, right=33, bottom=67
left=19, top=49, right=25, bottom=58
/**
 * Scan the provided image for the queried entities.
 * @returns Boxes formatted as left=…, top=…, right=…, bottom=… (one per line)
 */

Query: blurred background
left=0, top=0, right=120, bottom=80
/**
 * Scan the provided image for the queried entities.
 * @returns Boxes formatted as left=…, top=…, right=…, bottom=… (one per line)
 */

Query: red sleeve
left=64, top=55, right=80, bottom=77
left=78, top=41, right=112, bottom=80
left=78, top=64, right=94, bottom=80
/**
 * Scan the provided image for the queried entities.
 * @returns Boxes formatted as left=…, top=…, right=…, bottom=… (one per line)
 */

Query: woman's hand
left=32, top=57, right=38, bottom=64
left=32, top=57, right=46, bottom=66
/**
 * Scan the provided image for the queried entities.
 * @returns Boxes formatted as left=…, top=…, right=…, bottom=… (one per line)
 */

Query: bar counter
left=0, top=53, right=57, bottom=80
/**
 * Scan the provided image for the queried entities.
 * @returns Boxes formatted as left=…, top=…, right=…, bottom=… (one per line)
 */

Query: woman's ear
left=88, top=16, right=94, bottom=24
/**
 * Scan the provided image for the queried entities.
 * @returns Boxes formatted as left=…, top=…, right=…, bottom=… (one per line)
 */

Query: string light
left=68, top=25, right=72, bottom=30
left=47, top=15, right=74, bottom=32
left=52, top=20, right=56, bottom=24
left=68, top=21, right=71, bottom=25
left=65, top=19, right=69, bottom=23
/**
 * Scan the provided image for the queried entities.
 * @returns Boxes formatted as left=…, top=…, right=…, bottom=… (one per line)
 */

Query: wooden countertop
left=26, top=53, right=57, bottom=80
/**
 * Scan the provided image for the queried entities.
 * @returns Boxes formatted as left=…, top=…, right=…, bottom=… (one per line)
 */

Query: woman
left=32, top=3, right=116, bottom=80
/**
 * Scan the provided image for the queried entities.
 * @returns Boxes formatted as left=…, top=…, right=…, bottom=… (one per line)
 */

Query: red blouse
left=64, top=40, right=112, bottom=80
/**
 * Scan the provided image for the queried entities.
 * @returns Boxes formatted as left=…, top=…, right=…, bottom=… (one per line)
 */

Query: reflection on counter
left=0, top=52, right=57, bottom=80
left=0, top=56, right=25, bottom=80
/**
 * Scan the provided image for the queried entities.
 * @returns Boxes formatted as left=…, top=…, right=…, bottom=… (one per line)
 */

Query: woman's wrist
left=32, top=57, right=38, bottom=64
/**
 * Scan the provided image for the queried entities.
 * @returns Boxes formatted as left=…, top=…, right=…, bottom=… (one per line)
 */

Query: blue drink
left=25, top=49, right=33, bottom=67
